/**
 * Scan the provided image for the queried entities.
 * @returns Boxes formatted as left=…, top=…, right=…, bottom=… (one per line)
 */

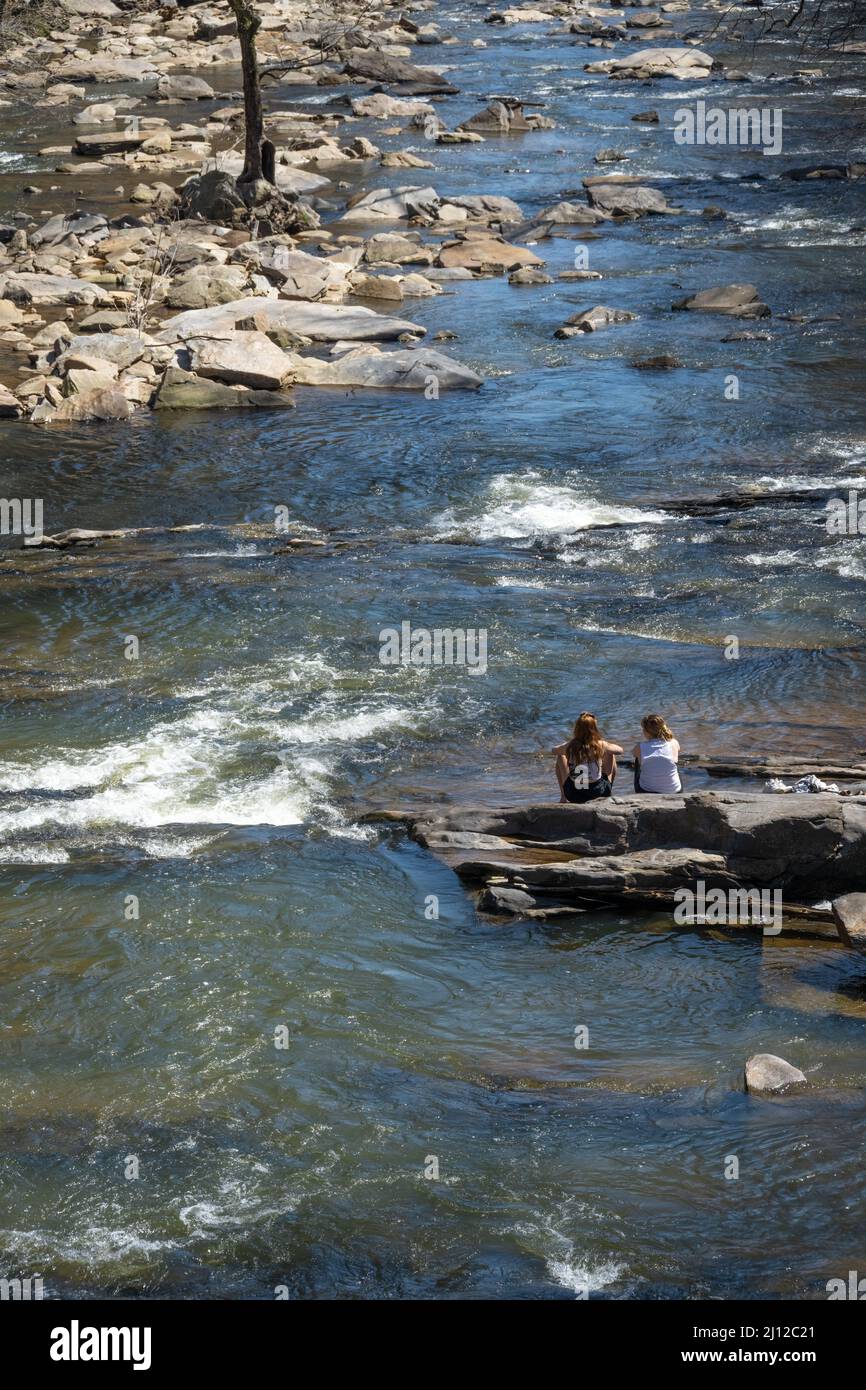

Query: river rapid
left=1, top=0, right=866, bottom=1298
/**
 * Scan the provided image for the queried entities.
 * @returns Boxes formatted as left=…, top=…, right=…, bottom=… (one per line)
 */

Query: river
left=1, top=0, right=865, bottom=1298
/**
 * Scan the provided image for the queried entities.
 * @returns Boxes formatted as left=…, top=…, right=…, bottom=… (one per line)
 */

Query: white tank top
left=638, top=738, right=681, bottom=793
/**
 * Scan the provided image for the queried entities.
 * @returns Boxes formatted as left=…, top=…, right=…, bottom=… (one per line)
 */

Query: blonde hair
left=566, top=712, right=604, bottom=767
left=642, top=713, right=674, bottom=741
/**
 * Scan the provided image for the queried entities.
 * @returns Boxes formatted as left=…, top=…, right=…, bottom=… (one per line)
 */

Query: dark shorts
left=563, top=775, right=613, bottom=804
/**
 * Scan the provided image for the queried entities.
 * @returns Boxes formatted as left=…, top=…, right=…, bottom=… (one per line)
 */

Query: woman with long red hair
left=552, top=712, right=622, bottom=804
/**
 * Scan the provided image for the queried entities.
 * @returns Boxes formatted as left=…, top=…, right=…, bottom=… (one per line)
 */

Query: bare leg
left=555, top=753, right=570, bottom=803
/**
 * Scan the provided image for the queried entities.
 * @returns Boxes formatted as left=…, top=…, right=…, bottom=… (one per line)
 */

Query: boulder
left=339, top=186, right=441, bottom=225
left=56, top=334, right=156, bottom=371
left=0, top=385, right=23, bottom=418
left=458, top=100, right=531, bottom=135
left=586, top=47, right=713, bottom=79
left=165, top=264, right=252, bottom=310
left=531, top=201, right=607, bottom=227
left=0, top=273, right=112, bottom=307
left=342, top=49, right=458, bottom=95
left=156, top=75, right=215, bottom=101
left=155, top=367, right=294, bottom=411
left=673, top=284, right=770, bottom=318
left=47, top=384, right=134, bottom=423
left=73, top=130, right=148, bottom=157
left=350, top=94, right=435, bottom=119
left=350, top=273, right=404, bottom=301
left=437, top=234, right=542, bottom=273
left=158, top=297, right=424, bottom=344
left=244, top=245, right=342, bottom=299
left=61, top=0, right=120, bottom=13
left=744, top=1054, right=807, bottom=1096
left=831, top=893, right=866, bottom=948
left=555, top=305, right=637, bottom=334
left=283, top=346, right=482, bottom=390
left=55, top=60, right=159, bottom=85
left=443, top=194, right=525, bottom=224
left=73, top=103, right=119, bottom=126
left=181, top=332, right=294, bottom=390
left=363, top=233, right=434, bottom=266
left=180, top=170, right=321, bottom=233
left=586, top=180, right=674, bottom=217
left=30, top=212, right=108, bottom=247
left=509, top=267, right=553, bottom=285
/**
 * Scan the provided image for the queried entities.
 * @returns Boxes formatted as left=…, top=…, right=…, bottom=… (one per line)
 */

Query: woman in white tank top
left=633, top=713, right=682, bottom=794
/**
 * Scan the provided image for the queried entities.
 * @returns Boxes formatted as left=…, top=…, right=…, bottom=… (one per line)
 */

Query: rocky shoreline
left=2, top=0, right=854, bottom=426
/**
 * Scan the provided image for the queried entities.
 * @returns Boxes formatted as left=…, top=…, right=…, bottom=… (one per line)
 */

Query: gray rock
left=586, top=47, right=713, bottom=80
left=831, top=893, right=866, bottom=948
left=181, top=332, right=294, bottom=390
left=283, top=346, right=482, bottom=390
left=744, top=1054, right=807, bottom=1095
left=155, top=367, right=294, bottom=411
left=339, top=185, right=441, bottom=225
left=73, top=130, right=148, bottom=157
left=158, top=297, right=425, bottom=344
left=343, top=48, right=458, bottom=95
left=30, top=212, right=107, bottom=247
left=509, top=267, right=553, bottom=285
left=405, top=792, right=866, bottom=907
left=156, top=75, right=215, bottom=102
left=165, top=265, right=252, bottom=310
left=556, top=304, right=637, bottom=334
left=673, top=284, right=770, bottom=318
left=0, top=273, right=112, bottom=307
left=586, top=180, right=673, bottom=217
left=478, top=885, right=540, bottom=914
left=458, top=100, right=531, bottom=135
left=47, top=384, right=135, bottom=423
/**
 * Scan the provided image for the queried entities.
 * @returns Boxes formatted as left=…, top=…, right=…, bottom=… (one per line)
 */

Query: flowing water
left=1, top=2, right=866, bottom=1298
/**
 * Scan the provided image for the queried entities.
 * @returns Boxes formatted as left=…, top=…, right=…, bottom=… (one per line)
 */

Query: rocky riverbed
left=2, top=0, right=866, bottom=1303
left=2, top=0, right=859, bottom=425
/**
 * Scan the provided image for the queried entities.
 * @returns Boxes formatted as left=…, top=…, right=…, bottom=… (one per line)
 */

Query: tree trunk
left=227, top=0, right=268, bottom=184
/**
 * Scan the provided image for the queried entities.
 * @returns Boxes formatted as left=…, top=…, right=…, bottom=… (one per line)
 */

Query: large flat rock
left=405, top=792, right=866, bottom=908
left=0, top=273, right=113, bottom=307
left=157, top=297, right=425, bottom=343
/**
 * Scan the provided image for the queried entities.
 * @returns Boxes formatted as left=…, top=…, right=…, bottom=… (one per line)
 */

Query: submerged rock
left=745, top=1054, right=807, bottom=1095
left=556, top=305, right=637, bottom=335
left=673, top=284, right=770, bottom=318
